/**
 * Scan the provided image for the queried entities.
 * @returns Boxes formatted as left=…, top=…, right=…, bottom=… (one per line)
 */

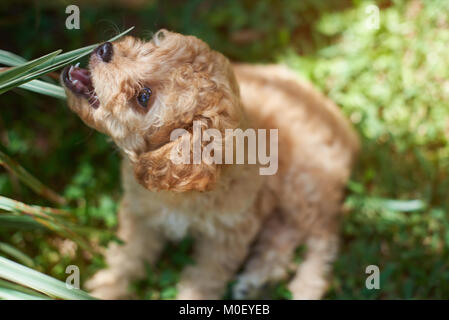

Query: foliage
left=0, top=25, right=132, bottom=299
left=286, top=0, right=449, bottom=299
left=0, top=256, right=94, bottom=299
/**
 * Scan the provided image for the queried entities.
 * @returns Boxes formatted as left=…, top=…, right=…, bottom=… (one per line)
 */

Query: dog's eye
left=137, top=87, right=152, bottom=108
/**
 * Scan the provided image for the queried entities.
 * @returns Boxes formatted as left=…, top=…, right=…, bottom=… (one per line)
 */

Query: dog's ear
left=133, top=49, right=243, bottom=192
left=133, top=118, right=220, bottom=192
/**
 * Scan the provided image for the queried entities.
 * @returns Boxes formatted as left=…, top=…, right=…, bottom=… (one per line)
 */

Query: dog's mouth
left=62, top=64, right=99, bottom=108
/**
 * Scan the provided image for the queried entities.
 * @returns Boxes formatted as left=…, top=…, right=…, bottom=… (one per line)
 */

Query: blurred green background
left=1, top=0, right=449, bottom=299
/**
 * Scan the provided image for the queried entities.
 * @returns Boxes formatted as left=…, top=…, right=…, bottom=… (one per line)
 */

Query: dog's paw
left=176, top=286, right=205, bottom=300
left=288, top=276, right=327, bottom=300
left=232, top=275, right=265, bottom=300
left=85, top=269, right=131, bottom=300
left=176, top=280, right=221, bottom=300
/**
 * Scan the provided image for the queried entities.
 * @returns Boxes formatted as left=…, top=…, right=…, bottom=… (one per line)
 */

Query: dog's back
left=234, top=63, right=359, bottom=165
left=234, top=63, right=359, bottom=196
left=233, top=63, right=359, bottom=299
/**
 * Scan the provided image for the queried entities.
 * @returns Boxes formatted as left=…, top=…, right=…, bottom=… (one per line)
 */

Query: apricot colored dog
left=61, top=30, right=359, bottom=300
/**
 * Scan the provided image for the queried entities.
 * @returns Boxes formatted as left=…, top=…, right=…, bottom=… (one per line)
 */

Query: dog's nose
left=94, top=42, right=113, bottom=63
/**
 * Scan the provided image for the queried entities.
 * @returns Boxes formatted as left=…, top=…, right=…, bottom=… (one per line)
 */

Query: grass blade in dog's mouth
left=62, top=64, right=99, bottom=108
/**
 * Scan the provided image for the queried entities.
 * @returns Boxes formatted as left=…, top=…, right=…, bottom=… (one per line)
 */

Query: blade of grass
left=0, top=196, right=55, bottom=218
left=0, top=279, right=49, bottom=298
left=0, top=26, right=134, bottom=96
left=0, top=54, right=64, bottom=98
left=0, top=50, right=61, bottom=84
left=0, top=196, right=95, bottom=254
left=0, top=26, right=133, bottom=70
left=0, top=287, right=49, bottom=300
left=19, top=80, right=66, bottom=100
left=0, top=214, right=114, bottom=241
left=0, top=27, right=134, bottom=94
left=0, top=256, right=95, bottom=300
left=0, top=149, right=66, bottom=205
left=28, top=26, right=134, bottom=74
left=0, top=49, right=27, bottom=66
left=347, top=195, right=427, bottom=213
left=0, top=242, right=34, bottom=267
left=11, top=26, right=135, bottom=87
left=0, top=215, right=45, bottom=230
left=379, top=198, right=427, bottom=212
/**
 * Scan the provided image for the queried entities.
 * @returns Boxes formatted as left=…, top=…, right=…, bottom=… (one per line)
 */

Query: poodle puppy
left=61, top=30, right=360, bottom=300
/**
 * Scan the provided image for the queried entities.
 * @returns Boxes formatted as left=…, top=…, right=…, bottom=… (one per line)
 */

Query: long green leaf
left=15, top=26, right=135, bottom=86
left=0, top=279, right=48, bottom=298
left=0, top=49, right=27, bottom=66
left=19, top=79, right=66, bottom=100
left=379, top=199, right=426, bottom=212
left=0, top=215, right=46, bottom=230
left=0, top=50, right=61, bottom=85
left=0, top=196, right=95, bottom=254
left=0, top=242, right=34, bottom=267
left=0, top=26, right=134, bottom=96
left=0, top=287, right=49, bottom=300
left=0, top=149, right=65, bottom=205
left=0, top=195, right=55, bottom=218
left=0, top=256, right=95, bottom=300
left=29, top=26, right=134, bottom=74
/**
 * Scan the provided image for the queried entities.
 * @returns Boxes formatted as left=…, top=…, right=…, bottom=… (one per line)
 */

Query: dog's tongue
left=69, top=66, right=93, bottom=91
left=63, top=64, right=99, bottom=108
left=70, top=67, right=91, bottom=85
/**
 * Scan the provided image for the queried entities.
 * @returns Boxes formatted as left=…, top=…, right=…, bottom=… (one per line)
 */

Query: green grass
left=0, top=0, right=448, bottom=299
left=295, top=0, right=449, bottom=299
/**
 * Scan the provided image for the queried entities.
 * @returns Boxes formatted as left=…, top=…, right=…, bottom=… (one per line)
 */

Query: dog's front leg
left=86, top=201, right=166, bottom=299
left=176, top=216, right=261, bottom=300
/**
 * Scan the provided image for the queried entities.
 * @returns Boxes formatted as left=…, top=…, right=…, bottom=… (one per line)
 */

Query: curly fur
left=61, top=29, right=359, bottom=300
